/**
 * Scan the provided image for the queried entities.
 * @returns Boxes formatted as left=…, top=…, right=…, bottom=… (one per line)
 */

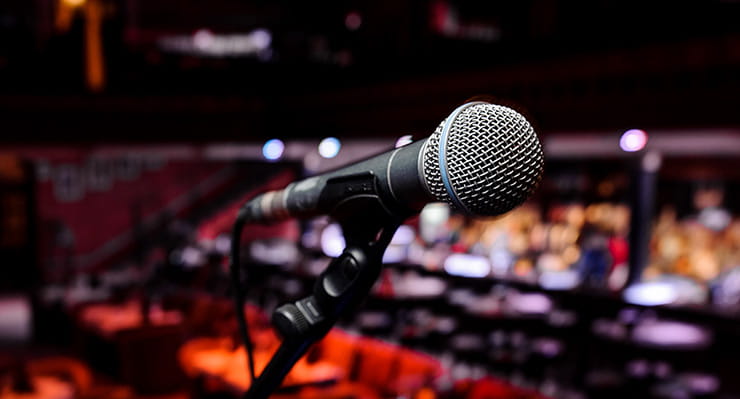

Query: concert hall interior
left=1, top=1, right=740, bottom=398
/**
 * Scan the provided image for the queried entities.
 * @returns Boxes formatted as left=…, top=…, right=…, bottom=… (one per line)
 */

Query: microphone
left=246, top=101, right=544, bottom=223
left=238, top=101, right=543, bottom=399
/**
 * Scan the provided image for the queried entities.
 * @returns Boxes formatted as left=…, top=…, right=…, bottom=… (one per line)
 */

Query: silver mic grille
left=421, top=102, right=544, bottom=216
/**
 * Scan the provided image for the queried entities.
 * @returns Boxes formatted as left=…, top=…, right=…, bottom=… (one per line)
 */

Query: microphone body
left=248, top=139, right=430, bottom=223
left=246, top=101, right=544, bottom=224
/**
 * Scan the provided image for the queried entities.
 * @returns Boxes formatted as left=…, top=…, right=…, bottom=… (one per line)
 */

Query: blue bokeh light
left=262, top=139, right=285, bottom=161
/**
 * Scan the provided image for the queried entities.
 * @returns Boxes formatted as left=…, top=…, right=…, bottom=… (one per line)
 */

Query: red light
left=345, top=12, right=362, bottom=31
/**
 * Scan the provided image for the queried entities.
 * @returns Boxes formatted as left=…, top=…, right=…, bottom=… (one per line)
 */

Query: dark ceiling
left=1, top=0, right=740, bottom=143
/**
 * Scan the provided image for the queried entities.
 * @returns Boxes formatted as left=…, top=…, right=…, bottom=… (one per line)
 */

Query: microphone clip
left=245, top=218, right=401, bottom=399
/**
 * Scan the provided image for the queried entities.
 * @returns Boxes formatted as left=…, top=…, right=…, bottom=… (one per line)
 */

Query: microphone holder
left=244, top=213, right=401, bottom=399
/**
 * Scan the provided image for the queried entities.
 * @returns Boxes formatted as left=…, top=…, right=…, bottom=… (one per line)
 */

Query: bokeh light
left=345, top=12, right=362, bottom=31
left=319, top=137, right=341, bottom=158
left=262, top=139, right=285, bottom=161
left=619, top=129, right=648, bottom=152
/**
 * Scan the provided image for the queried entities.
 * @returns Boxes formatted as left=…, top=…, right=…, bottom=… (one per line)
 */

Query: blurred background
left=1, top=0, right=740, bottom=398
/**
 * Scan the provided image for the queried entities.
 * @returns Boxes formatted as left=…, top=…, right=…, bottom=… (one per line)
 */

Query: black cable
left=230, top=205, right=257, bottom=383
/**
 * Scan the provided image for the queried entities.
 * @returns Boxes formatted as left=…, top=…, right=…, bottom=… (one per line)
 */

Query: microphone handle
left=248, top=139, right=431, bottom=223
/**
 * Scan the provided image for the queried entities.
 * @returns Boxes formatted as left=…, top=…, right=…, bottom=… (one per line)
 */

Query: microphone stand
left=244, top=216, right=401, bottom=399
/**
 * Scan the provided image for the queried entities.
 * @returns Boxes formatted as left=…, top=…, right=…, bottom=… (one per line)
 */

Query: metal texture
left=422, top=103, right=544, bottom=216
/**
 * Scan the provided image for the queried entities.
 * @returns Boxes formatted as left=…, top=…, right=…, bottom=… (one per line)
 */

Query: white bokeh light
left=623, top=281, right=678, bottom=306
left=320, top=224, right=345, bottom=258
left=620, top=129, right=648, bottom=152
left=250, top=29, right=272, bottom=49
left=444, top=254, right=491, bottom=278
left=193, top=29, right=215, bottom=51
left=262, top=139, right=285, bottom=161
left=319, top=137, right=341, bottom=158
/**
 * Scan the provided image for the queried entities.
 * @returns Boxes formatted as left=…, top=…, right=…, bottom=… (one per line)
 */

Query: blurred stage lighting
left=319, top=137, right=341, bottom=158
left=159, top=28, right=272, bottom=58
left=320, top=224, right=345, bottom=258
left=193, top=29, right=215, bottom=51
left=390, top=225, right=415, bottom=246
left=63, top=0, right=86, bottom=7
left=383, top=225, right=416, bottom=263
left=538, top=270, right=580, bottom=290
left=507, top=292, right=553, bottom=314
left=620, top=129, right=648, bottom=152
left=419, top=203, right=450, bottom=244
left=0, top=296, right=32, bottom=343
left=250, top=29, right=272, bottom=49
left=262, top=139, right=285, bottom=161
left=345, top=11, right=363, bottom=31
left=632, top=320, right=712, bottom=349
left=623, top=281, right=677, bottom=306
left=444, top=254, right=491, bottom=278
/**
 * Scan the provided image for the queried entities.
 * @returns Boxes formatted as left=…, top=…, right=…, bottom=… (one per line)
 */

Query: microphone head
left=421, top=102, right=544, bottom=217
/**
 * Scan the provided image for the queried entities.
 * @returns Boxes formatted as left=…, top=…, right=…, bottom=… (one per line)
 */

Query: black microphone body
left=245, top=101, right=544, bottom=228
left=248, top=139, right=430, bottom=224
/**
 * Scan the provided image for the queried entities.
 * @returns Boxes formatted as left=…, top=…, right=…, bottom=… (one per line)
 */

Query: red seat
left=315, top=329, right=359, bottom=373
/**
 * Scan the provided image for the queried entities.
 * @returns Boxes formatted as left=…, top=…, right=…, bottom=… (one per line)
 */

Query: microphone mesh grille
left=422, top=103, right=544, bottom=216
